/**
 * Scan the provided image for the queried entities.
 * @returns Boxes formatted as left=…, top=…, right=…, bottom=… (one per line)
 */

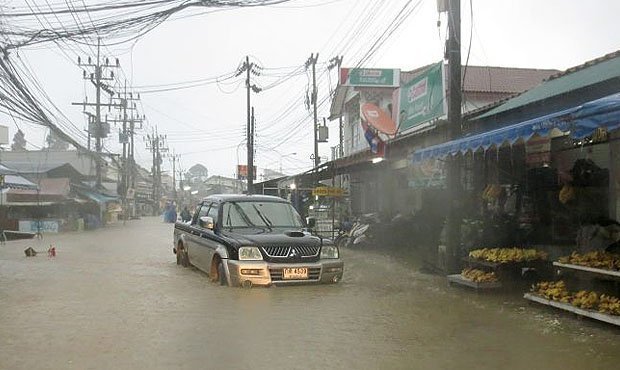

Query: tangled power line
left=0, top=0, right=293, bottom=152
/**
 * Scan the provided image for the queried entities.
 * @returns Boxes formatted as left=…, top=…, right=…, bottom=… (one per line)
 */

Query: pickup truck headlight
left=320, top=245, right=339, bottom=259
left=238, top=246, right=263, bottom=261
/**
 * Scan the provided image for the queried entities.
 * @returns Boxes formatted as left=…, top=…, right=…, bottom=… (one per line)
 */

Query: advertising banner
left=340, top=68, right=400, bottom=87
left=397, top=62, right=446, bottom=133
left=237, top=165, right=256, bottom=180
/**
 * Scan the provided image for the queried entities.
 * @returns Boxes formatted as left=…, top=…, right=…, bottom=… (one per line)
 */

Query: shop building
left=413, top=50, right=620, bottom=252
left=328, top=64, right=558, bottom=217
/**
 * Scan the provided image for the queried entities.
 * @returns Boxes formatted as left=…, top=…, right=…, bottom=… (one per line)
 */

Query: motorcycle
left=335, top=213, right=378, bottom=248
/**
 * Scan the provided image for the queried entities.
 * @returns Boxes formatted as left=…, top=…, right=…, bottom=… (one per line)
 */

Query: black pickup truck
left=173, top=194, right=343, bottom=287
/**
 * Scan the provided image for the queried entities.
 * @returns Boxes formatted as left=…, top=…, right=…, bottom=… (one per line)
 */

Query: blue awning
left=77, top=189, right=119, bottom=204
left=412, top=93, right=620, bottom=162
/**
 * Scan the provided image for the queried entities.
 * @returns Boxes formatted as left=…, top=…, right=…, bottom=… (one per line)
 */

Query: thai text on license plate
left=283, top=267, right=308, bottom=280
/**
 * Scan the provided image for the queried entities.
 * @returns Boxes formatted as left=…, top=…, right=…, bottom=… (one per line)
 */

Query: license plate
left=282, top=267, right=308, bottom=280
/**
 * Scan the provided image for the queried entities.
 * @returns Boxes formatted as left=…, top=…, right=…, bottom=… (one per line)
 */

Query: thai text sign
left=312, top=187, right=345, bottom=197
left=340, top=68, right=400, bottom=87
left=19, top=220, right=60, bottom=233
left=397, top=62, right=445, bottom=132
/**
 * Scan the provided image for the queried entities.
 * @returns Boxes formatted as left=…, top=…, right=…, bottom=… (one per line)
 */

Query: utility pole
left=168, top=152, right=180, bottom=202
left=250, top=106, right=255, bottom=192
left=146, top=127, right=167, bottom=214
left=328, top=55, right=344, bottom=158
left=94, top=38, right=103, bottom=188
left=236, top=56, right=261, bottom=194
left=109, top=83, right=141, bottom=198
left=306, top=53, right=320, bottom=169
left=446, top=0, right=462, bottom=273
left=129, top=108, right=144, bottom=204
left=73, top=38, right=120, bottom=188
left=108, top=83, right=143, bottom=219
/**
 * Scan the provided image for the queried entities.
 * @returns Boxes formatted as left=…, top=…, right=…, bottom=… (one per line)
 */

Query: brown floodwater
left=1, top=217, right=618, bottom=370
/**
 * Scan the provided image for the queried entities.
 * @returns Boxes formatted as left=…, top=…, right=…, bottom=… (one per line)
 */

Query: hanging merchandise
left=482, top=184, right=503, bottom=202
left=559, top=184, right=576, bottom=204
left=570, top=158, right=609, bottom=187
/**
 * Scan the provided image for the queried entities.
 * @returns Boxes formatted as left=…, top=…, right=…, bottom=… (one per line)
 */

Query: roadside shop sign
left=340, top=68, right=400, bottom=87
left=312, top=186, right=345, bottom=197
left=236, top=165, right=256, bottom=180
left=18, top=220, right=60, bottom=233
left=396, top=62, right=446, bottom=133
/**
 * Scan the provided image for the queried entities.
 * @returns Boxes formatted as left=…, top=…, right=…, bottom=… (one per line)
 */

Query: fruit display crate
left=524, top=293, right=620, bottom=327
left=462, top=257, right=501, bottom=269
left=447, top=274, right=502, bottom=290
left=462, top=257, right=548, bottom=269
left=553, top=262, right=620, bottom=281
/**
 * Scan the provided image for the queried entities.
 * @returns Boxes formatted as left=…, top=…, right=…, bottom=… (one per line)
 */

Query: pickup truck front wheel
left=217, top=260, right=227, bottom=286
left=177, top=243, right=190, bottom=267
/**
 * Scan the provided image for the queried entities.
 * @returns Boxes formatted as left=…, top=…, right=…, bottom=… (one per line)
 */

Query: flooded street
left=1, top=218, right=619, bottom=370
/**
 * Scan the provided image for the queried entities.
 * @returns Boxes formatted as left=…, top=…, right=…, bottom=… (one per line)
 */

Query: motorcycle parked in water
left=335, top=213, right=379, bottom=248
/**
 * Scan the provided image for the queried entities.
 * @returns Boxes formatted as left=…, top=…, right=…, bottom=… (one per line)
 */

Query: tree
left=10, top=129, right=26, bottom=151
left=45, top=130, right=69, bottom=150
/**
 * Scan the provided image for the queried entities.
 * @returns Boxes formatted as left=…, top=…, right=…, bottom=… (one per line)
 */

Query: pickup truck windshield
left=223, top=201, right=303, bottom=229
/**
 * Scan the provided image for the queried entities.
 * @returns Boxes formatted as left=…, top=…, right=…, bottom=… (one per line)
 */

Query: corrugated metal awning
left=413, top=92, right=620, bottom=162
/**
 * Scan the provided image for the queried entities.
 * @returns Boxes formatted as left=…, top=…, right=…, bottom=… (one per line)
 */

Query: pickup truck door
left=193, top=202, right=221, bottom=276
left=187, top=203, right=209, bottom=271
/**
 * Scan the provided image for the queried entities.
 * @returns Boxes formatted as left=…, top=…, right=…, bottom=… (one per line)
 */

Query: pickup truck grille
left=262, top=245, right=319, bottom=258
left=269, top=267, right=321, bottom=281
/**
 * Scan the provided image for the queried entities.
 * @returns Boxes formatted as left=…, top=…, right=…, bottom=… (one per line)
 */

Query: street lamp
left=279, top=152, right=297, bottom=174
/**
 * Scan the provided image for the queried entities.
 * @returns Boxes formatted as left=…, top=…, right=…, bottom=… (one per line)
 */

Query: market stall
left=448, top=247, right=550, bottom=290
left=524, top=229, right=620, bottom=326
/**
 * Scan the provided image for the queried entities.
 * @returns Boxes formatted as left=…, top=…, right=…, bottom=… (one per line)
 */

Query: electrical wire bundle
left=0, top=1, right=293, bottom=50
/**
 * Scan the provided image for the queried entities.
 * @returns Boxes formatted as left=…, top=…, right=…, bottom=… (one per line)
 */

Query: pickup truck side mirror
left=306, top=217, right=316, bottom=229
left=199, top=216, right=214, bottom=230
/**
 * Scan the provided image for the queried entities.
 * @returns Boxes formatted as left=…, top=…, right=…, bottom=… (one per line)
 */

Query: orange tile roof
left=401, top=65, right=559, bottom=94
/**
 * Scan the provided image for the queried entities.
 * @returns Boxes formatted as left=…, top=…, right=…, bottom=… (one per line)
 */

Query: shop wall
left=609, top=131, right=620, bottom=221
left=343, top=88, right=396, bottom=157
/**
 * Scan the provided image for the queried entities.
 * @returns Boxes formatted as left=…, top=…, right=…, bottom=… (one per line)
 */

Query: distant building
left=186, top=163, right=209, bottom=185
left=203, top=175, right=246, bottom=196
left=0, top=149, right=116, bottom=182
left=261, top=168, right=286, bottom=182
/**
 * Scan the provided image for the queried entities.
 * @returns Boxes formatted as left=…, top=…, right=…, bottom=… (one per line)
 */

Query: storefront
left=412, top=92, right=620, bottom=252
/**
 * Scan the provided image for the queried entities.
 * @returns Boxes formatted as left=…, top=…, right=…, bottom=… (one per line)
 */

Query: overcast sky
left=2, top=0, right=620, bottom=179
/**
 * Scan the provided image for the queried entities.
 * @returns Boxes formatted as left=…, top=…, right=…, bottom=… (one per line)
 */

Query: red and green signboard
left=340, top=68, right=400, bottom=87
left=396, top=62, right=446, bottom=133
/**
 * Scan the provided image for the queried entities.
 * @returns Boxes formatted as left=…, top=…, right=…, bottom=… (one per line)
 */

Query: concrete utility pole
left=146, top=127, right=167, bottom=214
left=109, top=82, right=137, bottom=196
left=73, top=38, right=121, bottom=188
left=168, top=152, right=180, bottom=202
left=250, top=106, right=255, bottom=191
left=306, top=53, right=320, bottom=169
left=446, top=0, right=462, bottom=273
left=129, top=107, right=144, bottom=198
left=109, top=83, right=143, bottom=218
left=237, top=56, right=261, bottom=194
left=328, top=55, right=344, bottom=158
